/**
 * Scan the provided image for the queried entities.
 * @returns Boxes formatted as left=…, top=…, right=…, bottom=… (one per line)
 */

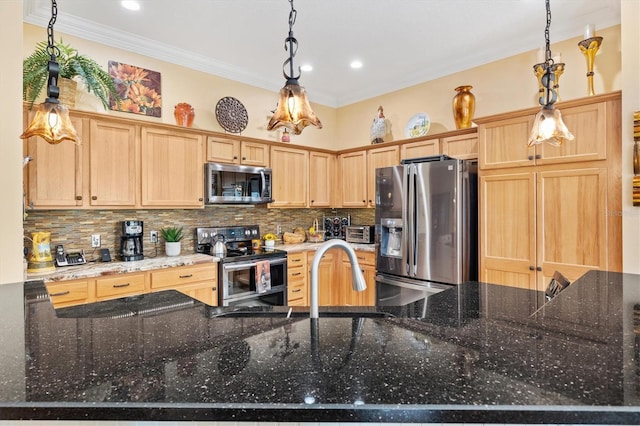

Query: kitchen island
left=2, top=270, right=640, bottom=424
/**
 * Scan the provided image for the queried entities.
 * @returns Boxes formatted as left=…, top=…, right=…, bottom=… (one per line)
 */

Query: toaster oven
left=345, top=225, right=375, bottom=244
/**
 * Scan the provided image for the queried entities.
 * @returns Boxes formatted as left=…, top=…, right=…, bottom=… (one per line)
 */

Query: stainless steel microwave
left=205, top=163, right=273, bottom=204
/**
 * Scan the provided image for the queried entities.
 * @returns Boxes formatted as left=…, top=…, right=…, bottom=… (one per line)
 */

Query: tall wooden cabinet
left=478, top=92, right=622, bottom=291
left=140, top=127, right=204, bottom=207
left=269, top=145, right=309, bottom=208
left=25, top=114, right=85, bottom=208
left=89, top=119, right=138, bottom=207
left=309, top=151, right=335, bottom=207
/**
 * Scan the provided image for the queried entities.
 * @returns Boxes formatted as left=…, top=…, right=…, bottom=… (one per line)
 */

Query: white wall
left=0, top=0, right=25, bottom=284
left=621, top=0, right=640, bottom=273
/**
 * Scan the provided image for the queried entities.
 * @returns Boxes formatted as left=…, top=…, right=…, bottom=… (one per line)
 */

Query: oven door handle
left=222, top=257, right=287, bottom=272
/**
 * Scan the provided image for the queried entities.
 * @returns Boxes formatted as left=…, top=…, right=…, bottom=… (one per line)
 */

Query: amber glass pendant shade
left=527, top=107, right=574, bottom=147
left=20, top=100, right=80, bottom=145
left=267, top=80, right=322, bottom=135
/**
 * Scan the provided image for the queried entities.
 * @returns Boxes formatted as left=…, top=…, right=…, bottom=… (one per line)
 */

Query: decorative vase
left=58, top=78, right=77, bottom=109
left=174, top=103, right=195, bottom=127
left=452, top=85, right=476, bottom=129
left=165, top=241, right=181, bottom=257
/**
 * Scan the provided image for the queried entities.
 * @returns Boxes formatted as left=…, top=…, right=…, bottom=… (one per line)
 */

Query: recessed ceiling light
left=300, top=64, right=313, bottom=72
left=121, top=1, right=141, bottom=11
left=350, top=60, right=363, bottom=69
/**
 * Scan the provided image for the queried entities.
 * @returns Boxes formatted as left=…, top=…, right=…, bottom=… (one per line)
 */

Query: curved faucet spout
left=310, top=239, right=367, bottom=318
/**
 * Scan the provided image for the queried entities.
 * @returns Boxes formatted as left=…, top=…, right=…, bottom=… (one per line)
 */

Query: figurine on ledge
left=370, top=105, right=391, bottom=144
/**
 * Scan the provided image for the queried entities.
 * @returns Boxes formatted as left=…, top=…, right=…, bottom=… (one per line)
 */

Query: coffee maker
left=120, top=220, right=143, bottom=261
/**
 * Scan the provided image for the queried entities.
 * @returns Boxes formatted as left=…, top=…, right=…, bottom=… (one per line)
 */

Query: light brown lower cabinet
left=45, top=263, right=218, bottom=308
left=340, top=250, right=376, bottom=306
left=287, top=251, right=308, bottom=306
left=288, top=248, right=376, bottom=307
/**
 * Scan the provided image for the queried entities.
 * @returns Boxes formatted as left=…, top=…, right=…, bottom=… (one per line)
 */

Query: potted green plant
left=23, top=39, right=120, bottom=110
left=160, top=226, right=184, bottom=257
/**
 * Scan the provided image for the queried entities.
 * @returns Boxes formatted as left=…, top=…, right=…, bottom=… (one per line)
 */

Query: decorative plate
left=405, top=113, right=431, bottom=138
left=215, top=96, right=248, bottom=133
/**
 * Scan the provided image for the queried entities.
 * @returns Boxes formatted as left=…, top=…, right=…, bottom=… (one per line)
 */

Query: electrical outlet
left=150, top=231, right=159, bottom=243
left=277, top=225, right=282, bottom=235
left=91, top=234, right=101, bottom=248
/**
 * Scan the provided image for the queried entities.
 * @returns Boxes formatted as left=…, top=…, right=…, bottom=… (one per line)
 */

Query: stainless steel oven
left=221, top=257, right=287, bottom=307
left=196, top=225, right=287, bottom=307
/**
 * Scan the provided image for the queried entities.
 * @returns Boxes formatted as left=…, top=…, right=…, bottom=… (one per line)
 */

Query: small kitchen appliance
left=196, top=225, right=287, bottom=307
left=120, top=220, right=144, bottom=261
left=345, top=225, right=375, bottom=244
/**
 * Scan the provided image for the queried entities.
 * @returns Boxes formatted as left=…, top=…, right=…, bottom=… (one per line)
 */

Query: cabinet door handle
left=50, top=290, right=70, bottom=297
left=291, top=272, right=302, bottom=277
left=537, top=266, right=542, bottom=271
left=91, top=196, right=97, bottom=200
left=310, top=200, right=315, bottom=203
left=528, top=155, right=534, bottom=161
left=75, top=195, right=83, bottom=200
left=529, top=266, right=535, bottom=271
left=212, top=287, right=217, bottom=291
left=113, top=283, right=130, bottom=288
left=535, top=154, right=542, bottom=160
left=356, top=256, right=366, bottom=261
left=242, top=157, right=246, bottom=161
left=362, top=200, right=366, bottom=203
left=198, top=197, right=203, bottom=202
left=233, top=156, right=238, bottom=160
left=291, top=259, right=302, bottom=263
left=291, top=289, right=301, bottom=293
left=179, top=274, right=193, bottom=279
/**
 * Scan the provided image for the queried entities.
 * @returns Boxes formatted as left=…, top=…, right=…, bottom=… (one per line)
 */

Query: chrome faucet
left=309, top=239, right=367, bottom=318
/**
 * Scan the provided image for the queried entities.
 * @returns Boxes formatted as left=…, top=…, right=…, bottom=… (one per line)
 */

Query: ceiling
left=23, top=0, right=621, bottom=108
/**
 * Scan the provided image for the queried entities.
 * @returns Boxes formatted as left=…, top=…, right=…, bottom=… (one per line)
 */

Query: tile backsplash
left=23, top=207, right=375, bottom=257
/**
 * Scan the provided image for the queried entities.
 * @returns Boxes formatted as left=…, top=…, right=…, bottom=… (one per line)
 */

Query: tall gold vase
left=452, top=85, right=476, bottom=129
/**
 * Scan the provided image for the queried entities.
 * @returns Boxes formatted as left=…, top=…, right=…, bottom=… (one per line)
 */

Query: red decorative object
left=174, top=103, right=195, bottom=127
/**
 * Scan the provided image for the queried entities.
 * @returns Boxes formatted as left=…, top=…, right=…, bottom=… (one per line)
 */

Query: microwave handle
left=260, top=170, right=266, bottom=197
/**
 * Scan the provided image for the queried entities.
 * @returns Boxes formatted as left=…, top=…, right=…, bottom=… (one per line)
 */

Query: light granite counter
left=26, top=253, right=218, bottom=283
left=275, top=241, right=376, bottom=253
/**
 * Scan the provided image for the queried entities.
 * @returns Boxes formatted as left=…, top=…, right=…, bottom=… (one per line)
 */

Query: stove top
left=195, top=225, right=286, bottom=262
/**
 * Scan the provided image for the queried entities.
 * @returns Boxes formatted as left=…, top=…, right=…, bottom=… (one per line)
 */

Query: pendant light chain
left=46, top=0, right=60, bottom=59
left=283, top=0, right=299, bottom=81
left=541, top=0, right=557, bottom=107
left=544, top=0, right=552, bottom=66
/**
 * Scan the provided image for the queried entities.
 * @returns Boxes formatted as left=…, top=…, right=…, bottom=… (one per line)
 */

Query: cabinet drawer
left=354, top=251, right=375, bottom=266
left=150, top=264, right=217, bottom=289
left=96, top=273, right=146, bottom=299
left=288, top=267, right=307, bottom=281
left=287, top=252, right=307, bottom=267
left=288, top=285, right=307, bottom=305
left=46, top=280, right=89, bottom=307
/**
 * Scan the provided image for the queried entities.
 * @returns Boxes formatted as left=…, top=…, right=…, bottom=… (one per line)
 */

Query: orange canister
left=252, top=239, right=261, bottom=249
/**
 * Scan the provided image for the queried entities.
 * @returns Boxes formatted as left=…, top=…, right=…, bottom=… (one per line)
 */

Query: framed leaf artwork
left=108, top=61, right=162, bottom=117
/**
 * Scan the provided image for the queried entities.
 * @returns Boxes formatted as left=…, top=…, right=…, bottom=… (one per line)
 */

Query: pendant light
left=527, top=0, right=573, bottom=147
left=267, top=0, right=322, bottom=135
left=20, top=0, right=79, bottom=145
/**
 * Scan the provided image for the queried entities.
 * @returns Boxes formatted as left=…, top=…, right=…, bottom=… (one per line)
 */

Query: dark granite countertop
left=2, top=270, right=640, bottom=424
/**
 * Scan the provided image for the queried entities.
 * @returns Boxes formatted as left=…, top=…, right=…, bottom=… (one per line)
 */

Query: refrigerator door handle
left=407, top=164, right=418, bottom=277
left=404, top=165, right=412, bottom=276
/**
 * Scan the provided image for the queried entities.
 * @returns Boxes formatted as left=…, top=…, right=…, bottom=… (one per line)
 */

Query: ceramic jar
left=174, top=103, right=195, bottom=127
left=452, top=85, right=476, bottom=129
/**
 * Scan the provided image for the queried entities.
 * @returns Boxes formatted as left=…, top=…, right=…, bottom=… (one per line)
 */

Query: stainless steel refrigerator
left=375, top=155, right=477, bottom=307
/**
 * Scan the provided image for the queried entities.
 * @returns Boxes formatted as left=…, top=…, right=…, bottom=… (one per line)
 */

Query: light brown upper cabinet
left=269, top=145, right=309, bottom=208
left=479, top=97, right=613, bottom=170
left=88, top=119, right=138, bottom=207
left=309, top=151, right=336, bottom=208
left=141, top=127, right=204, bottom=207
left=206, top=136, right=269, bottom=167
left=339, top=150, right=368, bottom=207
left=25, top=113, right=85, bottom=209
left=441, top=134, right=478, bottom=160
left=400, top=138, right=439, bottom=161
